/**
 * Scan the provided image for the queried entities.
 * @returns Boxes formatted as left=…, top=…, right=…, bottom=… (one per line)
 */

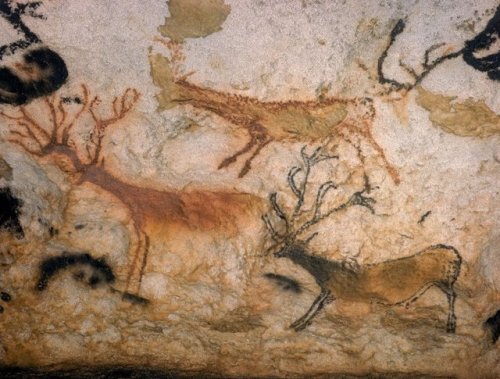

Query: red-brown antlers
left=1, top=85, right=140, bottom=170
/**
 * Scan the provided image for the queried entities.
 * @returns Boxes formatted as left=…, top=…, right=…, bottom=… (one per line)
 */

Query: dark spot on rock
left=1, top=291, right=11, bottom=302
left=89, top=275, right=100, bottom=287
left=485, top=309, right=500, bottom=343
left=0, top=187, right=24, bottom=239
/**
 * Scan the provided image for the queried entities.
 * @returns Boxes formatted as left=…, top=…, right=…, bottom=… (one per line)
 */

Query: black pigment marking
left=74, top=224, right=85, bottom=230
left=263, top=273, right=302, bottom=293
left=37, top=252, right=115, bottom=291
left=62, top=96, right=82, bottom=104
left=121, top=291, right=150, bottom=305
left=0, top=0, right=68, bottom=104
left=0, top=0, right=41, bottom=58
left=378, top=19, right=408, bottom=90
left=418, top=210, right=432, bottom=224
left=463, top=5, right=500, bottom=81
left=1, top=291, right=11, bottom=302
left=378, top=18, right=463, bottom=92
left=0, top=187, right=24, bottom=239
left=485, top=309, right=500, bottom=343
left=0, top=290, right=11, bottom=314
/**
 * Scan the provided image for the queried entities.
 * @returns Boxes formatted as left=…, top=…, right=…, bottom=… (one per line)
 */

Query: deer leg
left=444, top=285, right=457, bottom=333
left=122, top=220, right=149, bottom=304
left=290, top=289, right=333, bottom=332
left=237, top=137, right=272, bottom=178
left=218, top=122, right=272, bottom=177
left=436, top=282, right=457, bottom=333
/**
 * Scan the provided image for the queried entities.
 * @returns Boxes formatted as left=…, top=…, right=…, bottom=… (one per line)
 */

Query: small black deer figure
left=263, top=146, right=462, bottom=333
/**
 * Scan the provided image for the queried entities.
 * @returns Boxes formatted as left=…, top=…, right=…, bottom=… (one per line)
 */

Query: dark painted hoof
left=218, top=156, right=237, bottom=169
left=122, top=292, right=150, bottom=305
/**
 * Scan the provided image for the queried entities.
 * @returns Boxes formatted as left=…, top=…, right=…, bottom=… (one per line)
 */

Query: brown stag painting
left=0, top=85, right=262, bottom=300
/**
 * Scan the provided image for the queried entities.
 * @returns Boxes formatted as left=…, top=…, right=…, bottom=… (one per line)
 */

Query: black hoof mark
left=122, top=292, right=150, bottom=305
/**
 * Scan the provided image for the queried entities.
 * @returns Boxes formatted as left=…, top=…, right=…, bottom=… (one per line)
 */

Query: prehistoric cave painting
left=0, top=85, right=262, bottom=300
left=151, top=46, right=399, bottom=183
left=0, top=0, right=68, bottom=104
left=151, top=4, right=500, bottom=178
left=150, top=0, right=401, bottom=182
left=262, top=146, right=462, bottom=333
left=378, top=9, right=500, bottom=137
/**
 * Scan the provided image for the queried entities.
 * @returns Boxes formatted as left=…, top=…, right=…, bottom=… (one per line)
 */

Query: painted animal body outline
left=151, top=6, right=500, bottom=180
left=263, top=146, right=462, bottom=333
left=0, top=84, right=261, bottom=299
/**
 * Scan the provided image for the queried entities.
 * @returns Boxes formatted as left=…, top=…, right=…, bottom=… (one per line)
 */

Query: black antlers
left=262, top=145, right=375, bottom=250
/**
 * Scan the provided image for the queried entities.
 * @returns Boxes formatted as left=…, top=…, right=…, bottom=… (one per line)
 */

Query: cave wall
left=0, top=1, right=499, bottom=377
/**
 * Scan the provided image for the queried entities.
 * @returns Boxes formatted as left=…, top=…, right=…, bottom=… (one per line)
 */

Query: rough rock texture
left=0, top=1, right=499, bottom=378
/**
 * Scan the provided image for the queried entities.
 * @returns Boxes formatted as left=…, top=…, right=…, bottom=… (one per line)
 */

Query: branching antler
left=378, top=19, right=464, bottom=94
left=88, top=88, right=140, bottom=165
left=263, top=145, right=376, bottom=250
left=1, top=85, right=139, bottom=171
left=1, top=84, right=89, bottom=160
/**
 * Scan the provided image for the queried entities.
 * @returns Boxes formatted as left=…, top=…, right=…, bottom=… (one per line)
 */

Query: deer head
left=262, top=145, right=375, bottom=259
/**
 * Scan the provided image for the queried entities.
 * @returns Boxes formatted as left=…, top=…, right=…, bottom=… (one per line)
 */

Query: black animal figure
left=463, top=5, right=500, bottom=81
left=263, top=146, right=462, bottom=333
left=36, top=251, right=149, bottom=305
left=0, top=0, right=67, bottom=104
left=378, top=6, right=500, bottom=94
left=36, top=252, right=115, bottom=291
left=0, top=186, right=24, bottom=238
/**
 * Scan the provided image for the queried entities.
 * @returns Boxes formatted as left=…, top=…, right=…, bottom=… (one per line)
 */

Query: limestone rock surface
left=0, top=1, right=499, bottom=378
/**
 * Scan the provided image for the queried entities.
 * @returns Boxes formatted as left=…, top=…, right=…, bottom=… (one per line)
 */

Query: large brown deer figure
left=263, top=146, right=462, bottom=333
left=0, top=85, right=261, bottom=300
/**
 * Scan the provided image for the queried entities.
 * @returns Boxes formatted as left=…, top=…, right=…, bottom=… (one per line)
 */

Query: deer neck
left=285, top=247, right=339, bottom=288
